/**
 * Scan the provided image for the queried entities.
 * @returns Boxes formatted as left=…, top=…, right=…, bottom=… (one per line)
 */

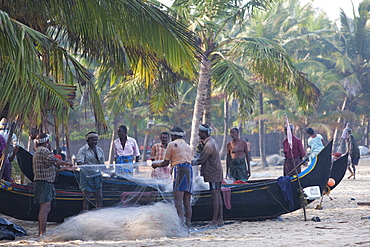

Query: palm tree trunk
left=65, top=124, right=72, bottom=161
left=238, top=101, right=243, bottom=139
left=108, top=118, right=119, bottom=164
left=333, top=96, right=347, bottom=151
left=219, top=94, right=229, bottom=159
left=190, top=57, right=211, bottom=151
left=367, top=119, right=370, bottom=146
left=258, top=92, right=268, bottom=168
left=53, top=115, right=60, bottom=154
left=141, top=117, right=153, bottom=162
left=202, top=78, right=212, bottom=125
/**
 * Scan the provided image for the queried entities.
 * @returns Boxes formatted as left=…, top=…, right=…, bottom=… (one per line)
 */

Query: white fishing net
left=40, top=162, right=209, bottom=241
left=42, top=202, right=188, bottom=241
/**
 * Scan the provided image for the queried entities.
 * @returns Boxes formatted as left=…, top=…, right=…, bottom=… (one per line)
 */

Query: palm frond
left=229, top=37, right=320, bottom=111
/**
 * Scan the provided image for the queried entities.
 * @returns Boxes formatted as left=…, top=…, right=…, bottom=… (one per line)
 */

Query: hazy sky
left=300, top=0, right=362, bottom=20
left=159, top=0, right=363, bottom=21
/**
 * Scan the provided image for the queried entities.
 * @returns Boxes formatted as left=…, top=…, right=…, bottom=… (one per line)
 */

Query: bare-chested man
left=226, top=127, right=250, bottom=181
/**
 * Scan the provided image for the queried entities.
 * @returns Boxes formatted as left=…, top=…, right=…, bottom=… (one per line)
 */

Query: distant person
left=60, top=143, right=68, bottom=157
left=32, top=133, right=75, bottom=236
left=152, top=127, right=193, bottom=228
left=150, top=132, right=171, bottom=179
left=0, top=118, right=19, bottom=181
left=194, top=124, right=223, bottom=227
left=0, top=134, right=11, bottom=181
left=283, top=124, right=305, bottom=176
left=305, top=128, right=325, bottom=162
left=77, top=132, right=115, bottom=210
left=226, top=127, right=250, bottom=181
left=53, top=150, right=62, bottom=160
left=58, top=149, right=66, bottom=161
left=344, top=128, right=360, bottom=179
left=114, top=125, right=140, bottom=176
left=245, top=138, right=252, bottom=162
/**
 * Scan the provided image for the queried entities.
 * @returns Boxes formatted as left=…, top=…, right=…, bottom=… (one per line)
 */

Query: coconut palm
left=305, top=0, right=370, bottom=146
left=170, top=0, right=320, bottom=156
left=0, top=0, right=202, bottom=133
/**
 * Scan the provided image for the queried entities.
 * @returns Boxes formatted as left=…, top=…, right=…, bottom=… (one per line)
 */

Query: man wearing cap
left=283, top=124, right=305, bottom=176
left=32, top=133, right=75, bottom=236
left=0, top=118, right=19, bottom=181
left=77, top=131, right=115, bottom=210
left=344, top=128, right=360, bottom=179
left=152, top=127, right=193, bottom=228
left=194, top=124, right=223, bottom=227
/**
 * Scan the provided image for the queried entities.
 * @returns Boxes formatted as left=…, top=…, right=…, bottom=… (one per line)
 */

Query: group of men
left=28, top=121, right=361, bottom=237
left=152, top=125, right=224, bottom=228
left=32, top=124, right=251, bottom=235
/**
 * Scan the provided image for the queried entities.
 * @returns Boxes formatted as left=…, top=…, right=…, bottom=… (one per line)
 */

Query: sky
left=300, top=0, right=362, bottom=21
left=159, top=0, right=363, bottom=21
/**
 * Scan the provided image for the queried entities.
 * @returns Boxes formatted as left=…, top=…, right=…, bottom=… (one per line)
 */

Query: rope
left=263, top=180, right=291, bottom=213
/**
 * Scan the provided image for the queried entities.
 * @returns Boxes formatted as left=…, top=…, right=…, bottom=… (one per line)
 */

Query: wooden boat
left=0, top=140, right=347, bottom=223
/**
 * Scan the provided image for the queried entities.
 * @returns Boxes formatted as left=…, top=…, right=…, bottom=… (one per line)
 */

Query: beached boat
left=0, top=140, right=347, bottom=223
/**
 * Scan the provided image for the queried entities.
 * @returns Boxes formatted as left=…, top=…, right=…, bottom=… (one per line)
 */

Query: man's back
left=165, top=139, right=192, bottom=166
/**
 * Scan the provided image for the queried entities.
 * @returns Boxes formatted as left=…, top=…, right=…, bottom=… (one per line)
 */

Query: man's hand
left=61, top=164, right=77, bottom=171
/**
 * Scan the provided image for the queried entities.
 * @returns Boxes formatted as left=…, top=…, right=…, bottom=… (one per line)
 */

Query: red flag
left=285, top=114, right=293, bottom=149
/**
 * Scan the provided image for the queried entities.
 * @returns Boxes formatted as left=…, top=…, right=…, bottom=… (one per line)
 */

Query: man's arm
left=150, top=145, right=156, bottom=161
left=298, top=139, right=306, bottom=159
left=244, top=143, right=251, bottom=176
left=197, top=142, right=211, bottom=165
left=56, top=159, right=75, bottom=171
left=152, top=159, right=169, bottom=168
left=226, top=143, right=231, bottom=174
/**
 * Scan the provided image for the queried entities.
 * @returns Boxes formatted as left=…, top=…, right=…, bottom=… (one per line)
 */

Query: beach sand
left=1, top=156, right=370, bottom=247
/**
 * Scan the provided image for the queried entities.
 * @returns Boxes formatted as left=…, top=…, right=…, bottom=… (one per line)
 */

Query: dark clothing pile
left=0, top=217, right=27, bottom=240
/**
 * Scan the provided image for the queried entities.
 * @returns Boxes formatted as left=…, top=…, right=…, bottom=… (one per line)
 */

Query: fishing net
left=41, top=202, right=188, bottom=241
left=40, top=162, right=208, bottom=240
left=74, top=162, right=205, bottom=207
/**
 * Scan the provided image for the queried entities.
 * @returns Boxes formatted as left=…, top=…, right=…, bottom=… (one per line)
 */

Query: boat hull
left=0, top=140, right=348, bottom=222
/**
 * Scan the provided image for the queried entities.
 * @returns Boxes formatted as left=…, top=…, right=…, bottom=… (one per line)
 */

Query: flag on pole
left=285, top=114, right=293, bottom=149
left=340, top=123, right=349, bottom=139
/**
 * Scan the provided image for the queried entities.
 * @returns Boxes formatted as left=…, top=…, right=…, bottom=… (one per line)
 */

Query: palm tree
left=331, top=0, right=370, bottom=146
left=170, top=0, right=320, bottom=157
left=0, top=0, right=202, bottom=133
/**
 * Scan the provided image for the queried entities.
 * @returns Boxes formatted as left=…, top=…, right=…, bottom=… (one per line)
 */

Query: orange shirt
left=164, top=139, right=193, bottom=167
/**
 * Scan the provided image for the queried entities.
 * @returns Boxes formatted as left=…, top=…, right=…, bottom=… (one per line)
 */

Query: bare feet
left=217, top=220, right=224, bottom=226
left=205, top=221, right=218, bottom=227
left=348, top=173, right=354, bottom=179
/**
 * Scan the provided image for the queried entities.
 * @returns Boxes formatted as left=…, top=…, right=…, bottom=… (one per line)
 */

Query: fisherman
left=32, top=133, right=75, bottom=236
left=283, top=124, right=305, bottom=176
left=150, top=132, right=171, bottom=179
left=114, top=125, right=140, bottom=176
left=152, top=127, right=193, bottom=228
left=77, top=132, right=115, bottom=210
left=226, top=127, right=250, bottom=181
left=0, top=118, right=19, bottom=181
left=305, top=127, right=325, bottom=162
left=344, top=128, right=360, bottom=179
left=194, top=124, right=223, bottom=227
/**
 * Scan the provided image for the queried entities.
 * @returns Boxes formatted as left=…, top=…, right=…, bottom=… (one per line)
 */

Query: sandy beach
left=1, top=156, right=370, bottom=247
